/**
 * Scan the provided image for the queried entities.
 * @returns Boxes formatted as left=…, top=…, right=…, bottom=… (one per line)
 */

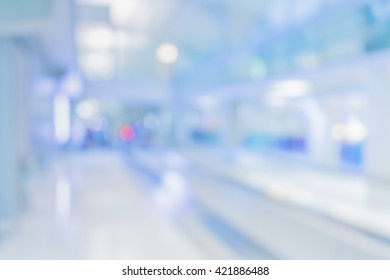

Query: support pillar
left=0, top=39, right=18, bottom=224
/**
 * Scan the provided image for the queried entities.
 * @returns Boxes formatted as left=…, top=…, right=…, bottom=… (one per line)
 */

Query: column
left=364, top=71, right=390, bottom=182
left=0, top=39, right=18, bottom=224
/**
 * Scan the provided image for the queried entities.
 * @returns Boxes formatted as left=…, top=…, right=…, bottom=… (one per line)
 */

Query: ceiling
left=73, top=0, right=336, bottom=81
left=31, top=0, right=354, bottom=103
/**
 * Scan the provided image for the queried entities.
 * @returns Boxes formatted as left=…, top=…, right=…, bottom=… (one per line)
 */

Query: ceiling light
left=76, top=99, right=100, bottom=120
left=110, top=0, right=150, bottom=28
left=270, top=79, right=311, bottom=98
left=156, top=43, right=179, bottom=64
left=76, top=24, right=115, bottom=50
left=345, top=118, right=367, bottom=143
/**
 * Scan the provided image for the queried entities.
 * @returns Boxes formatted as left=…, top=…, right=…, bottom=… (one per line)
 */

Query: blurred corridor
left=1, top=0, right=390, bottom=259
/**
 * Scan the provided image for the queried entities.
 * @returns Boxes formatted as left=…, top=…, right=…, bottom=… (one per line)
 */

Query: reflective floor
left=0, top=150, right=389, bottom=260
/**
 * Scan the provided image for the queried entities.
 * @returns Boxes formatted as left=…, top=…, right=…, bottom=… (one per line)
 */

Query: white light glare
left=77, top=25, right=115, bottom=50
left=153, top=171, right=188, bottom=212
left=76, top=99, right=100, bottom=120
left=270, top=79, right=311, bottom=98
left=110, top=0, right=150, bottom=28
left=77, top=23, right=148, bottom=51
left=111, top=0, right=138, bottom=25
left=156, top=43, right=179, bottom=64
left=162, top=171, right=188, bottom=203
left=54, top=94, right=71, bottom=145
left=331, top=118, right=367, bottom=143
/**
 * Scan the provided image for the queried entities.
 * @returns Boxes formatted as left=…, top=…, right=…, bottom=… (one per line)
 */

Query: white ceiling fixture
left=268, top=79, right=311, bottom=98
left=76, top=98, right=100, bottom=120
left=110, top=0, right=151, bottom=28
left=76, top=24, right=115, bottom=50
left=156, top=43, right=179, bottom=64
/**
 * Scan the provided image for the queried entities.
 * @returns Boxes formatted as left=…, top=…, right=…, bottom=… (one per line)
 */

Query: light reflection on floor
left=0, top=149, right=389, bottom=260
left=0, top=151, right=207, bottom=259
